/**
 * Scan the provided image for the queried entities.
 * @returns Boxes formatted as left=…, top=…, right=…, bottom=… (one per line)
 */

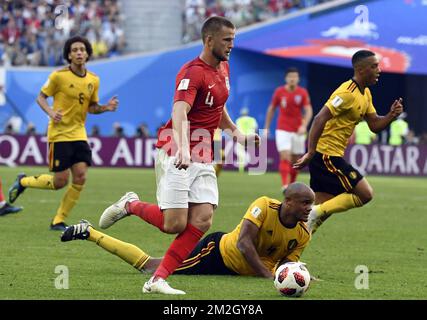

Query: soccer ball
left=274, top=262, right=310, bottom=297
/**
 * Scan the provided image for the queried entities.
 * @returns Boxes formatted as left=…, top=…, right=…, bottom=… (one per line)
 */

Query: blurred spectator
left=92, top=31, right=109, bottom=59
left=235, top=107, right=258, bottom=172
left=135, top=123, right=150, bottom=138
left=113, top=122, right=125, bottom=137
left=182, top=0, right=335, bottom=43
left=1, top=0, right=125, bottom=66
left=26, top=122, right=36, bottom=135
left=354, top=120, right=376, bottom=145
left=419, top=132, right=427, bottom=145
left=5, top=115, right=22, bottom=133
left=405, top=129, right=419, bottom=145
left=4, top=123, right=14, bottom=134
left=389, top=112, right=409, bottom=146
left=90, top=125, right=100, bottom=137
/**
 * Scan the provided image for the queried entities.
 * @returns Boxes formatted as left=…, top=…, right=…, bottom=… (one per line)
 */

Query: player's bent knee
left=72, top=176, right=86, bottom=185
left=196, top=220, right=212, bottom=233
left=163, top=220, right=186, bottom=234
left=190, top=213, right=213, bottom=233
left=53, top=179, right=68, bottom=189
left=360, top=189, right=374, bottom=205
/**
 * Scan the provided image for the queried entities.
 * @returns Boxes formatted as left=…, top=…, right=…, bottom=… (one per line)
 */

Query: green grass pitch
left=0, top=166, right=426, bottom=300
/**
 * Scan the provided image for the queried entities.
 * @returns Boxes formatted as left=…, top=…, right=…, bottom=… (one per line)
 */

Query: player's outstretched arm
left=88, top=95, right=119, bottom=114
left=365, top=98, right=403, bottom=133
left=298, top=102, right=313, bottom=135
left=237, top=219, right=274, bottom=279
left=293, top=105, right=332, bottom=169
left=263, top=104, right=275, bottom=138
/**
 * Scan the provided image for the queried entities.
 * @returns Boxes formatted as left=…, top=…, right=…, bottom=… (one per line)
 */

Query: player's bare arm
left=88, top=95, right=119, bottom=114
left=220, top=106, right=260, bottom=147
left=365, top=98, right=403, bottom=133
left=236, top=219, right=274, bottom=279
left=36, top=92, right=62, bottom=124
left=172, top=100, right=191, bottom=169
left=293, top=105, right=332, bottom=169
left=263, top=104, right=276, bottom=137
left=297, top=103, right=313, bottom=135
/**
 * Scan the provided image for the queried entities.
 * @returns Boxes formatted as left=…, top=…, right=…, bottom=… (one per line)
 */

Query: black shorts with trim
left=49, top=141, right=92, bottom=172
left=309, top=152, right=363, bottom=196
left=173, top=232, right=238, bottom=276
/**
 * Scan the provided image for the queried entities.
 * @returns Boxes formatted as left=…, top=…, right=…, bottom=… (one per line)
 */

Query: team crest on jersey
left=88, top=83, right=94, bottom=94
left=349, top=171, right=358, bottom=179
left=287, top=239, right=298, bottom=250
left=280, top=97, right=287, bottom=108
left=294, top=95, right=302, bottom=105
left=225, top=77, right=230, bottom=91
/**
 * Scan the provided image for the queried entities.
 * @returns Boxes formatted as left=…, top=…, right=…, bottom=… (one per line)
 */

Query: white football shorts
left=155, top=148, right=218, bottom=210
left=275, top=129, right=306, bottom=154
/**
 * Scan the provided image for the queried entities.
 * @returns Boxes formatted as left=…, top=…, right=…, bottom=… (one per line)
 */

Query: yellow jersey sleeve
left=41, top=72, right=58, bottom=97
left=242, top=197, right=269, bottom=228
left=90, top=77, right=100, bottom=104
left=325, top=91, right=355, bottom=117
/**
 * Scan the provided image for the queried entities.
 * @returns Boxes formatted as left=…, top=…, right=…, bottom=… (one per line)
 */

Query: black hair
left=201, top=16, right=235, bottom=43
left=285, top=67, right=299, bottom=75
left=351, top=50, right=375, bottom=67
left=63, top=36, right=93, bottom=63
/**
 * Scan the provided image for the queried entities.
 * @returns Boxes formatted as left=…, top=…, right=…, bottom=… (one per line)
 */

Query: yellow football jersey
left=219, top=196, right=311, bottom=276
left=41, top=67, right=100, bottom=142
left=317, top=79, right=376, bottom=157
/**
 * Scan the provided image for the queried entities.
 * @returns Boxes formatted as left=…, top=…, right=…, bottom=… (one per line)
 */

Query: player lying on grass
left=61, top=182, right=313, bottom=280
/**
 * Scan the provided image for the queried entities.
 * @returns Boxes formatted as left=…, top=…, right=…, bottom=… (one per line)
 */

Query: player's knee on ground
left=359, top=187, right=374, bottom=205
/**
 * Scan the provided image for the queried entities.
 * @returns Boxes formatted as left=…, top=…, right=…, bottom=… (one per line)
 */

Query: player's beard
left=212, top=47, right=228, bottom=62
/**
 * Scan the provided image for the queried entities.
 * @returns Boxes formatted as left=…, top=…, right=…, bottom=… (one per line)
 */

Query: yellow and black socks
left=20, top=175, right=55, bottom=190
left=318, top=193, right=363, bottom=217
left=88, top=227, right=150, bottom=271
left=52, top=183, right=83, bottom=224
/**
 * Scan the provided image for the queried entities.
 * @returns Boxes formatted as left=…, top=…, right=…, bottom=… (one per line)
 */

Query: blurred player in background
left=236, top=107, right=258, bottom=172
left=264, top=67, right=313, bottom=193
left=389, top=112, right=409, bottom=146
left=0, top=178, right=22, bottom=216
left=8, top=36, right=118, bottom=231
left=97, top=16, right=259, bottom=295
left=61, top=182, right=313, bottom=280
left=294, top=50, right=403, bottom=233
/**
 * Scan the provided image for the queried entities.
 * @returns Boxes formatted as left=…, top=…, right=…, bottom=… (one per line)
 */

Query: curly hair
left=63, top=36, right=93, bottom=63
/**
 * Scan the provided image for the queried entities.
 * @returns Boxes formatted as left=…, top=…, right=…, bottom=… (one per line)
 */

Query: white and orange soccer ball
left=274, top=262, right=310, bottom=297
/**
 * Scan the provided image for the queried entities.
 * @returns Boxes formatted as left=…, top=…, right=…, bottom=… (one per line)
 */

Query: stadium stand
left=0, top=0, right=125, bottom=66
left=183, top=0, right=335, bottom=43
